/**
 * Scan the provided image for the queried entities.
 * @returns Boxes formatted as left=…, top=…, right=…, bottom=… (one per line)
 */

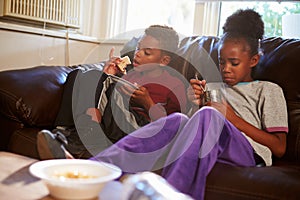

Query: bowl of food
left=29, top=159, right=122, bottom=200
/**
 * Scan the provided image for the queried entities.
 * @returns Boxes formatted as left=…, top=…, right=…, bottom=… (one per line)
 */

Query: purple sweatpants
left=90, top=107, right=256, bottom=200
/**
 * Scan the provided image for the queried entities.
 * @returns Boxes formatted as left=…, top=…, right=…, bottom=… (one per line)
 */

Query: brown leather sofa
left=0, top=36, right=300, bottom=199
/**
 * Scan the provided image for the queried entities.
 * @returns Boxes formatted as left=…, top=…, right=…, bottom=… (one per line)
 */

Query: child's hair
left=220, top=9, right=264, bottom=56
left=144, top=25, right=179, bottom=57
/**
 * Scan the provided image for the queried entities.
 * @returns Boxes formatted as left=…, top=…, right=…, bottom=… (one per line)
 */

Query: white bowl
left=29, top=159, right=122, bottom=200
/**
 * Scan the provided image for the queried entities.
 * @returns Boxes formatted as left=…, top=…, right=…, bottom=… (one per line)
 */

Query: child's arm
left=212, top=101, right=286, bottom=158
left=86, top=108, right=102, bottom=123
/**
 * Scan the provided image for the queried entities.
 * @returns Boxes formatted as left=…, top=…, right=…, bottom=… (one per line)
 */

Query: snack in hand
left=117, top=56, right=131, bottom=74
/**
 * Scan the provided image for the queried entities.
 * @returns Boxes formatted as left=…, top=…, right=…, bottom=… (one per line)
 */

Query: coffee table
left=0, top=151, right=123, bottom=200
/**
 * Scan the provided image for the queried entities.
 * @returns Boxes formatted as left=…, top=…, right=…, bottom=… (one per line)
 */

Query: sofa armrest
left=0, top=65, right=73, bottom=127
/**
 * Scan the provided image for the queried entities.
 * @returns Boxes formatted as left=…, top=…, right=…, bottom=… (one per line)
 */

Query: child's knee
left=165, top=112, right=189, bottom=124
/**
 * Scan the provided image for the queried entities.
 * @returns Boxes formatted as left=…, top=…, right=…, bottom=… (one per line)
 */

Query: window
left=218, top=1, right=300, bottom=38
left=109, top=0, right=300, bottom=40
left=125, top=0, right=195, bottom=37
left=106, top=1, right=223, bottom=40
left=0, top=0, right=87, bottom=43
left=1, top=0, right=299, bottom=41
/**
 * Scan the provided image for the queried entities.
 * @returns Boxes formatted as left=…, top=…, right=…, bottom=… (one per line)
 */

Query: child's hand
left=187, top=79, right=206, bottom=106
left=131, top=86, right=154, bottom=110
left=86, top=107, right=102, bottom=123
left=120, top=84, right=154, bottom=110
left=103, top=48, right=124, bottom=75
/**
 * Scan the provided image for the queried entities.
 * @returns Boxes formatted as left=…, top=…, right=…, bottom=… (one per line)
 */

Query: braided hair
left=220, top=9, right=264, bottom=56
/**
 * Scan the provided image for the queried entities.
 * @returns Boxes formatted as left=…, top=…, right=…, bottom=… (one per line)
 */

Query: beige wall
left=0, top=29, right=125, bottom=72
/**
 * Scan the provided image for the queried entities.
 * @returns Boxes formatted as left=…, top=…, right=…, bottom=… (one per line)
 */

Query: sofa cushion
left=0, top=114, right=23, bottom=150
left=8, top=127, right=41, bottom=159
left=205, top=162, right=300, bottom=200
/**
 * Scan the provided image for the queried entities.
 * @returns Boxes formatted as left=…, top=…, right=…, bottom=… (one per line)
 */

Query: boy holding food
left=38, top=25, right=187, bottom=159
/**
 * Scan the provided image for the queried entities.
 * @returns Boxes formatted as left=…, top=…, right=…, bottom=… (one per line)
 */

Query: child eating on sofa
left=39, top=25, right=187, bottom=159
left=38, top=9, right=288, bottom=200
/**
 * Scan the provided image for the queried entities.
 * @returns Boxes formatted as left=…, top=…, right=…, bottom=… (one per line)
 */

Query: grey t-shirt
left=224, top=80, right=288, bottom=166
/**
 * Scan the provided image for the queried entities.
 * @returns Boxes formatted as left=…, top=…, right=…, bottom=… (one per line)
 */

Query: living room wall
left=0, top=29, right=125, bottom=72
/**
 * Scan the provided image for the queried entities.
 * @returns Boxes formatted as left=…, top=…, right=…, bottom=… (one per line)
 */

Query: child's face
left=132, top=35, right=168, bottom=72
left=218, top=39, right=258, bottom=86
